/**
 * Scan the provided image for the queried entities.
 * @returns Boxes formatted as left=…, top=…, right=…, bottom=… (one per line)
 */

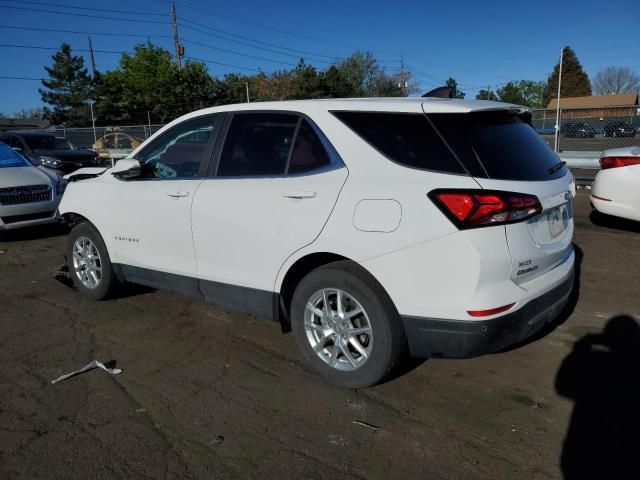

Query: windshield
left=54, top=137, right=76, bottom=150
left=21, top=134, right=67, bottom=150
left=0, top=143, right=31, bottom=168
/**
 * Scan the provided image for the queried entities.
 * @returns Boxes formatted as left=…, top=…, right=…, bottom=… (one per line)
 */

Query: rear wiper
left=548, top=161, right=566, bottom=174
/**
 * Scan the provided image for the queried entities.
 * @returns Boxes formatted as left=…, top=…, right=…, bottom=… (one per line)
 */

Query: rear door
left=191, top=112, right=347, bottom=313
left=428, top=109, right=574, bottom=284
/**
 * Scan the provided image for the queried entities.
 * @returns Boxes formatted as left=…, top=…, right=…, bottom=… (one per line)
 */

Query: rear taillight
left=429, top=189, right=542, bottom=229
left=599, top=156, right=640, bottom=170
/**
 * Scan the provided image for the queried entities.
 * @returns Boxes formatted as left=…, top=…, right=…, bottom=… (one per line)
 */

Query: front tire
left=290, top=261, right=407, bottom=388
left=67, top=222, right=117, bottom=300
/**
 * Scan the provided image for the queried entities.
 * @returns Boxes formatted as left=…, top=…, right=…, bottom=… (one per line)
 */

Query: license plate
left=548, top=205, right=565, bottom=238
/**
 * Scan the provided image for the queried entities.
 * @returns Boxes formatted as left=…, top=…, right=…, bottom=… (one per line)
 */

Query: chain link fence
left=49, top=124, right=165, bottom=149
left=6, top=103, right=638, bottom=185
left=532, top=105, right=639, bottom=152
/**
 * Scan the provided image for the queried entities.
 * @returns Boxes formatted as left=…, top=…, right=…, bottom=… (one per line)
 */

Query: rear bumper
left=401, top=267, right=574, bottom=358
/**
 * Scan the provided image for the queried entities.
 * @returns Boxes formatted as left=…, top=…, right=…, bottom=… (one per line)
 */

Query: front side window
left=217, top=113, right=298, bottom=177
left=135, top=115, right=219, bottom=179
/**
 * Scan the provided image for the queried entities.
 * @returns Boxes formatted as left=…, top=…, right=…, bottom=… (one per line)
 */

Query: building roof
left=547, top=93, right=639, bottom=110
left=0, top=118, right=51, bottom=131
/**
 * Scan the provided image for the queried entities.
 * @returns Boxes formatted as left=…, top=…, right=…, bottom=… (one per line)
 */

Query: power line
left=0, top=75, right=43, bottom=81
left=182, top=38, right=296, bottom=67
left=0, top=5, right=170, bottom=24
left=0, top=24, right=172, bottom=38
left=0, top=43, right=126, bottom=54
left=184, top=56, right=262, bottom=73
left=158, top=0, right=401, bottom=56
left=180, top=18, right=340, bottom=61
left=181, top=24, right=335, bottom=65
left=0, top=0, right=167, bottom=17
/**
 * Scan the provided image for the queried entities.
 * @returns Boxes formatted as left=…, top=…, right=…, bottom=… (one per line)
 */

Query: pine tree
left=445, top=77, right=465, bottom=98
left=39, top=43, right=92, bottom=126
left=543, top=46, right=592, bottom=106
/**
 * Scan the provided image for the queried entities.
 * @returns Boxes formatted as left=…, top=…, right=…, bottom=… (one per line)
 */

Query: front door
left=108, top=114, right=222, bottom=280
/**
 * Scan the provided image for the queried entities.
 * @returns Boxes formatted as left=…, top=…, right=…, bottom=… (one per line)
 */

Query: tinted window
left=21, top=135, right=56, bottom=150
left=54, top=137, right=75, bottom=150
left=136, top=115, right=219, bottom=179
left=288, top=120, right=331, bottom=174
left=217, top=113, right=298, bottom=177
left=0, top=143, right=30, bottom=168
left=333, top=111, right=466, bottom=174
left=429, top=111, right=567, bottom=181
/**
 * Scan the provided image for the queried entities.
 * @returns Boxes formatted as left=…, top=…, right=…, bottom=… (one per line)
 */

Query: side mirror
left=111, top=158, right=141, bottom=180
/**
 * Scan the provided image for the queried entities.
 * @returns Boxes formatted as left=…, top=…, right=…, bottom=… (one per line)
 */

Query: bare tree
left=593, top=67, right=640, bottom=95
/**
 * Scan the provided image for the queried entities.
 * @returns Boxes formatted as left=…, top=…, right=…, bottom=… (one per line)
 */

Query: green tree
left=497, top=82, right=528, bottom=105
left=445, top=77, right=465, bottom=98
left=94, top=42, right=219, bottom=125
left=543, top=46, right=591, bottom=106
left=476, top=88, right=497, bottom=101
left=13, top=107, right=46, bottom=119
left=39, top=43, right=93, bottom=126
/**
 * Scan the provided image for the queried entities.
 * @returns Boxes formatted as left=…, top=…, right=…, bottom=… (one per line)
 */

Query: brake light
left=599, top=156, right=640, bottom=170
left=429, top=189, right=542, bottom=229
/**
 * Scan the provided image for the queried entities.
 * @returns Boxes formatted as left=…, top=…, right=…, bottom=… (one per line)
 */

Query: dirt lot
left=1, top=191, right=639, bottom=480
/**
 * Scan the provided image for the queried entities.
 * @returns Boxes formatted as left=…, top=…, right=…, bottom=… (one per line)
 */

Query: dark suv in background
left=0, top=131, right=100, bottom=175
left=560, top=122, right=596, bottom=138
left=603, top=121, right=636, bottom=138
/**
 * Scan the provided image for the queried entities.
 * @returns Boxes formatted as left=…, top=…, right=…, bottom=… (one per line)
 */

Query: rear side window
left=429, top=111, right=567, bottom=181
left=217, top=113, right=298, bottom=176
left=288, top=120, right=331, bottom=174
left=333, top=112, right=466, bottom=174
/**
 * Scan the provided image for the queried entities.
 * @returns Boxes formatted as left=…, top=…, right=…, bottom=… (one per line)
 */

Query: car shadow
left=556, top=314, right=640, bottom=479
left=589, top=210, right=640, bottom=234
left=497, top=243, right=583, bottom=354
left=0, top=223, right=69, bottom=242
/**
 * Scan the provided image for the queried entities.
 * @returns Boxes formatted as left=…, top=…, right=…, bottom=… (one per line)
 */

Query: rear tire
left=67, top=222, right=117, bottom=300
left=290, top=261, right=407, bottom=388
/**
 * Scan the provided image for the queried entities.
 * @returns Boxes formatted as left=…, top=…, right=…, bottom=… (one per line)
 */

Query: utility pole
left=399, top=55, right=408, bottom=96
left=554, top=47, right=564, bottom=153
left=245, top=82, right=250, bottom=103
left=171, top=3, right=182, bottom=69
left=87, top=36, right=97, bottom=146
left=487, top=84, right=491, bottom=100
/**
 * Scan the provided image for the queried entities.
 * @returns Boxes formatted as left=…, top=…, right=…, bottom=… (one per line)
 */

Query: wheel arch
left=276, top=251, right=393, bottom=332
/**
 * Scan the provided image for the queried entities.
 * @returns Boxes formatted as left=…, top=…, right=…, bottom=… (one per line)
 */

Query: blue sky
left=0, top=0, right=638, bottom=115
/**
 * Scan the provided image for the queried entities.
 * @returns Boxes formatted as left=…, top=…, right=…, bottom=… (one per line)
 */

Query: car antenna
left=422, top=86, right=454, bottom=98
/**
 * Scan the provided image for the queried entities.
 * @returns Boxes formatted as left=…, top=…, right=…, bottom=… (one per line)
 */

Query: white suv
left=60, top=98, right=575, bottom=388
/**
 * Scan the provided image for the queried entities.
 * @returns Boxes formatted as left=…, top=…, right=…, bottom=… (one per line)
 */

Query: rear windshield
left=0, top=143, right=30, bottom=168
left=333, top=110, right=567, bottom=181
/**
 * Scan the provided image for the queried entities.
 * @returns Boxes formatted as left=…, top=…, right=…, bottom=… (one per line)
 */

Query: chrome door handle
left=282, top=190, right=317, bottom=199
left=167, top=191, right=190, bottom=198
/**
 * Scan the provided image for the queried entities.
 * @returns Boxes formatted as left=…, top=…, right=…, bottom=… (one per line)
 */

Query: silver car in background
left=0, top=142, right=64, bottom=231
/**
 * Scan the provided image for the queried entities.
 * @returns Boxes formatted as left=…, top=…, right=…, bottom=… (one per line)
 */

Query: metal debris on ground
left=352, top=420, right=380, bottom=431
left=51, top=360, right=122, bottom=384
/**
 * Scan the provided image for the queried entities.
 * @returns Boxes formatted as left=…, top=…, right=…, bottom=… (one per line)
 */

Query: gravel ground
left=1, top=191, right=639, bottom=480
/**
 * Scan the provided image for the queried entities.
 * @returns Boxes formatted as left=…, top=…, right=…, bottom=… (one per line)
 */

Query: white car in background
left=0, top=142, right=64, bottom=232
left=590, top=146, right=640, bottom=222
left=58, top=98, right=575, bottom=388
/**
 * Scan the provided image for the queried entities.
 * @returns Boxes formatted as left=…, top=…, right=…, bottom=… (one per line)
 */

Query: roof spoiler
left=422, top=87, right=454, bottom=99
